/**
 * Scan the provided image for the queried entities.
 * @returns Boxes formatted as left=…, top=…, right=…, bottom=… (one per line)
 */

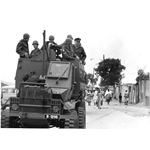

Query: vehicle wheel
left=78, top=107, right=86, bottom=129
left=1, top=114, right=10, bottom=128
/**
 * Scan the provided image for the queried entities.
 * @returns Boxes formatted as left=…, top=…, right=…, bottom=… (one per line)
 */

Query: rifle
left=41, top=30, right=46, bottom=76
left=43, top=30, right=49, bottom=61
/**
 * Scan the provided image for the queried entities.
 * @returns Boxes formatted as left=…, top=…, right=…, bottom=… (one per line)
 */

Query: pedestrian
left=119, top=93, right=122, bottom=104
left=30, top=40, right=42, bottom=58
left=73, top=38, right=86, bottom=65
left=16, top=33, right=30, bottom=58
left=105, top=89, right=112, bottom=105
left=124, top=90, right=129, bottom=105
left=97, top=89, right=103, bottom=109
left=93, top=89, right=98, bottom=106
left=86, top=89, right=92, bottom=106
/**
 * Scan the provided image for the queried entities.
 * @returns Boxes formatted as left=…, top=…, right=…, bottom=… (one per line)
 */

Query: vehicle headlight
left=11, top=104, right=19, bottom=111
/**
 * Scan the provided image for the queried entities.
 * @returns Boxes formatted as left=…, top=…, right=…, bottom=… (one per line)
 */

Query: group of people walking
left=85, top=88, right=113, bottom=109
left=16, top=33, right=86, bottom=64
left=85, top=88, right=130, bottom=109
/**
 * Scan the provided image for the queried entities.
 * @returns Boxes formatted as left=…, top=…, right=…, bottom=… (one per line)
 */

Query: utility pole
left=103, top=54, right=105, bottom=60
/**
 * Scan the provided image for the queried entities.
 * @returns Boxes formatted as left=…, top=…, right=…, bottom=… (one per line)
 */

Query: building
left=136, top=73, right=150, bottom=106
left=114, top=83, right=137, bottom=104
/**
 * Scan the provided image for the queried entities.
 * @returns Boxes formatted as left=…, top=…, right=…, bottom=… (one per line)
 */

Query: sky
left=0, top=0, right=150, bottom=84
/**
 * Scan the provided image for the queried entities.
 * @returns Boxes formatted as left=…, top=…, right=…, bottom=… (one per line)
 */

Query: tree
left=95, top=58, right=125, bottom=86
left=136, top=69, right=149, bottom=82
left=87, top=73, right=97, bottom=85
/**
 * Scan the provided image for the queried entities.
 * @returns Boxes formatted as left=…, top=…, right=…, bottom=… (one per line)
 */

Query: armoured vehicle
left=1, top=31, right=87, bottom=128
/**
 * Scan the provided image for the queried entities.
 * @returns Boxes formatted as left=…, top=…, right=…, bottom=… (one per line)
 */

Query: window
left=47, top=62, right=70, bottom=78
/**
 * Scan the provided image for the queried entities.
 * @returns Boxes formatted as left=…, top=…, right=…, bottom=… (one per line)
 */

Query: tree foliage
left=87, top=73, right=97, bottom=85
left=136, top=69, right=149, bottom=82
left=95, top=58, right=125, bottom=86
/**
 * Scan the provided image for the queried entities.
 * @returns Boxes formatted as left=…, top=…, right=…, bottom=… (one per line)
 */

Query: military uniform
left=30, top=48, right=42, bottom=57
left=46, top=41, right=61, bottom=59
left=16, top=33, right=30, bottom=58
left=61, top=38, right=75, bottom=60
left=41, top=41, right=59, bottom=61
left=73, top=45, right=86, bottom=63
left=16, top=39, right=29, bottom=58
left=73, top=38, right=86, bottom=64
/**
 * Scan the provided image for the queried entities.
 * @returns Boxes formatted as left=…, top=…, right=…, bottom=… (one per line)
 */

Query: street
left=86, top=100, right=150, bottom=129
left=1, top=94, right=150, bottom=129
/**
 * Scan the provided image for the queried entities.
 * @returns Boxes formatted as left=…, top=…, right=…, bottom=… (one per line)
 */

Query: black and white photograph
left=1, top=1, right=150, bottom=150
left=0, top=0, right=150, bottom=133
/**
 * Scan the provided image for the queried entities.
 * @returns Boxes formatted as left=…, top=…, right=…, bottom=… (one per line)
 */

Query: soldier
left=30, top=40, right=42, bottom=58
left=61, top=38, right=75, bottom=61
left=73, top=38, right=86, bottom=64
left=46, top=35, right=56, bottom=47
left=16, top=33, right=30, bottom=58
left=67, top=34, right=73, bottom=41
left=60, top=34, right=73, bottom=47
left=46, top=35, right=61, bottom=60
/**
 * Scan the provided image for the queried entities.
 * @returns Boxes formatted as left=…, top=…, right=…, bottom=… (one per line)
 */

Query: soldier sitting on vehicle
left=67, top=34, right=73, bottom=41
left=16, top=33, right=30, bottom=58
left=61, top=38, right=75, bottom=61
left=73, top=38, right=86, bottom=65
left=30, top=40, right=42, bottom=58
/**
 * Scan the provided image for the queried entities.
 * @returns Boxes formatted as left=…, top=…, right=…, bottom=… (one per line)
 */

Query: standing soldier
left=61, top=38, right=75, bottom=61
left=46, top=35, right=56, bottom=48
left=30, top=40, right=42, bottom=58
left=73, top=38, right=86, bottom=64
left=46, top=35, right=61, bottom=60
left=16, top=33, right=30, bottom=58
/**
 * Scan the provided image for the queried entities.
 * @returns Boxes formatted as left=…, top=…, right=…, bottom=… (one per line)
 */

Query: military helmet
left=49, top=35, right=55, bottom=40
left=23, top=33, right=30, bottom=39
left=32, top=40, right=39, bottom=45
left=67, top=34, right=73, bottom=40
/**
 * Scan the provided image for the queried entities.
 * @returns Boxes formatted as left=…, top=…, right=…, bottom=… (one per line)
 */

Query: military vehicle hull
left=1, top=57, right=86, bottom=128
